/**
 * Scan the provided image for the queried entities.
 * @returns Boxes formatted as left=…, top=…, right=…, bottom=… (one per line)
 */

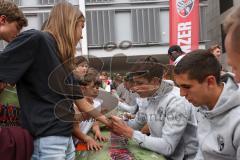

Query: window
left=40, top=0, right=62, bottom=5
left=199, top=6, right=207, bottom=41
left=86, top=10, right=115, bottom=46
left=114, top=11, right=132, bottom=44
left=39, top=0, right=79, bottom=5
left=159, top=9, right=169, bottom=43
left=39, top=12, right=50, bottom=29
left=131, top=8, right=160, bottom=44
left=86, top=0, right=113, bottom=4
left=219, top=0, right=233, bottom=14
left=9, top=0, right=21, bottom=5
left=221, top=24, right=226, bottom=53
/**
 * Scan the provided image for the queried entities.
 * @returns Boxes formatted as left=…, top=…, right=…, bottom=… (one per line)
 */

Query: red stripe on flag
left=169, top=0, right=199, bottom=54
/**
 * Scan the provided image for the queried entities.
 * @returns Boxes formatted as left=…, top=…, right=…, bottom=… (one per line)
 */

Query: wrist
left=126, top=128, right=133, bottom=138
left=83, top=136, right=91, bottom=142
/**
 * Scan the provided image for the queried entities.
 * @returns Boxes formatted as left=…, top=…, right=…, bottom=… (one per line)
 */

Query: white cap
left=174, top=54, right=185, bottom=66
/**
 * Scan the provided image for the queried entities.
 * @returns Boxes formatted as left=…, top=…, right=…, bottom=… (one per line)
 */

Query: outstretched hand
left=110, top=115, right=133, bottom=139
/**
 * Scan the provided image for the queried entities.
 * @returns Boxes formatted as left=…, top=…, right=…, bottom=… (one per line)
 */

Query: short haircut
left=101, top=71, right=108, bottom=77
left=174, top=49, right=221, bottom=84
left=0, top=0, right=28, bottom=29
left=129, top=56, right=164, bottom=82
left=168, top=45, right=185, bottom=61
left=168, top=45, right=184, bottom=55
left=208, top=43, right=221, bottom=53
left=74, top=56, right=88, bottom=66
left=223, top=5, right=240, bottom=53
left=81, top=68, right=100, bottom=86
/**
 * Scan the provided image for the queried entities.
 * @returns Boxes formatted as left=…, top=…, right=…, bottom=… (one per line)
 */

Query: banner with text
left=170, top=0, right=199, bottom=53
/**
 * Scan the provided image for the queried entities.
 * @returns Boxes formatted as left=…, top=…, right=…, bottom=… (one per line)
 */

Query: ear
left=205, top=75, right=217, bottom=87
left=151, top=77, right=160, bottom=85
left=0, top=15, right=7, bottom=25
left=80, top=85, right=86, bottom=92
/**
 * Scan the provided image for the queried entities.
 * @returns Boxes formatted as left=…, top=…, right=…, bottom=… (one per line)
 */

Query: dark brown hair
left=174, top=49, right=221, bottom=84
left=0, top=0, right=28, bottom=29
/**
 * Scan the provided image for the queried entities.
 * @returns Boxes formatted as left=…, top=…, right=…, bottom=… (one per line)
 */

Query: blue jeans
left=32, top=136, right=75, bottom=160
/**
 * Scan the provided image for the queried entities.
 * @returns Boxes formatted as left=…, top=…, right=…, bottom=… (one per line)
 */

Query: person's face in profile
left=0, top=15, right=21, bottom=42
left=168, top=51, right=183, bottom=61
left=74, top=17, right=85, bottom=46
left=212, top=48, right=221, bottom=61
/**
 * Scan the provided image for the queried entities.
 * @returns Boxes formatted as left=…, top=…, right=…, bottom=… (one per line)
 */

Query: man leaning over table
left=111, top=56, right=198, bottom=160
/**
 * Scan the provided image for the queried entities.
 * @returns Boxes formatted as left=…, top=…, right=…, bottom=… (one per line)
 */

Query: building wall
left=206, top=0, right=240, bottom=70
left=85, top=0, right=208, bottom=58
left=1, top=0, right=208, bottom=61
left=205, top=0, right=221, bottom=46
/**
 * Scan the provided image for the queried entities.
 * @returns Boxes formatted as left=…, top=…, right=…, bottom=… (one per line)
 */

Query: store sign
left=170, top=0, right=199, bottom=53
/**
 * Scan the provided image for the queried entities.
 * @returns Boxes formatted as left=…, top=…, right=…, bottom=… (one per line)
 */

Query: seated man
left=111, top=56, right=198, bottom=160
left=174, top=50, right=240, bottom=160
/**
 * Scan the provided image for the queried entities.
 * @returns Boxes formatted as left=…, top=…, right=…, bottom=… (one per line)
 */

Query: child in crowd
left=73, top=68, right=108, bottom=151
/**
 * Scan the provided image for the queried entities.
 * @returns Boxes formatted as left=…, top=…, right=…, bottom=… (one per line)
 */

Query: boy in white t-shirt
left=73, top=68, right=107, bottom=151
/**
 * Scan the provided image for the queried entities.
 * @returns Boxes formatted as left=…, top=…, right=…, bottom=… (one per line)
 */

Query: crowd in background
left=1, top=0, right=240, bottom=160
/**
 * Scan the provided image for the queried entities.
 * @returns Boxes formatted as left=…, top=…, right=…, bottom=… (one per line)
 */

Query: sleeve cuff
left=132, top=130, right=145, bottom=147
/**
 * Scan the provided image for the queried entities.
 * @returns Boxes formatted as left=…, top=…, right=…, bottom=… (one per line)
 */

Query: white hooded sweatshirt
left=128, top=80, right=198, bottom=160
left=195, top=78, right=240, bottom=160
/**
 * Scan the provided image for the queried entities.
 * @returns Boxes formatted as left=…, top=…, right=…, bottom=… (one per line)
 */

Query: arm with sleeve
left=127, top=110, right=147, bottom=130
left=132, top=98, right=190, bottom=156
left=0, top=30, right=36, bottom=83
left=118, top=101, right=138, bottom=114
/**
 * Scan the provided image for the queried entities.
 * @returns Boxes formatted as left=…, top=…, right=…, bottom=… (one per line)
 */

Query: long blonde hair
left=44, top=2, right=84, bottom=69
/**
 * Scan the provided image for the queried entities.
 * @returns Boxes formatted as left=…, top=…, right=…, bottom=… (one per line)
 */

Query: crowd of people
left=1, top=0, right=240, bottom=160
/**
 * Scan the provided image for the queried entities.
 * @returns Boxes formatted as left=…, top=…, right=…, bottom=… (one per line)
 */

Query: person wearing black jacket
left=0, top=2, right=111, bottom=160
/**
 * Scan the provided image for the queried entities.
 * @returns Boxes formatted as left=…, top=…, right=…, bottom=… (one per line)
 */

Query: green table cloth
left=76, top=129, right=166, bottom=160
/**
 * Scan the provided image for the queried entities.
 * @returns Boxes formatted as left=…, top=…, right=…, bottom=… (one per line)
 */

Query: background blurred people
left=99, top=71, right=111, bottom=92
left=168, top=45, right=185, bottom=66
left=208, top=43, right=222, bottom=61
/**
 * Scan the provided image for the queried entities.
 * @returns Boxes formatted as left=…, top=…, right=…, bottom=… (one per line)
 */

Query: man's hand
left=111, top=115, right=133, bottom=139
